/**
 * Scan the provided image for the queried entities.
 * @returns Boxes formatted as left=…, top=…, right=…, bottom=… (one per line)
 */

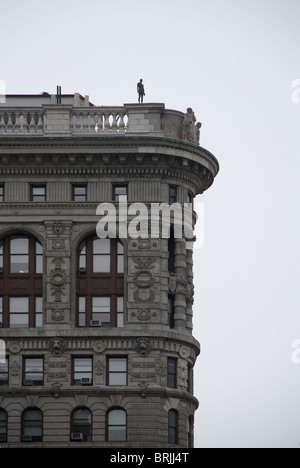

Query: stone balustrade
left=0, top=103, right=200, bottom=145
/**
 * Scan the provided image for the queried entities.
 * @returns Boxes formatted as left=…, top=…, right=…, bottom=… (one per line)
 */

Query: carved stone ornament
left=179, top=345, right=190, bottom=360
left=51, top=310, right=65, bottom=322
left=53, top=223, right=65, bottom=235
left=11, top=361, right=21, bottom=377
left=138, top=382, right=149, bottom=399
left=52, top=382, right=63, bottom=399
left=135, top=337, right=152, bottom=357
left=49, top=338, right=67, bottom=357
left=92, top=341, right=105, bottom=354
left=8, top=342, right=22, bottom=354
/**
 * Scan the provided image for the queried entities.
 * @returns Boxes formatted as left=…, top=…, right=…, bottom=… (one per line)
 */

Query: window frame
left=77, top=236, right=124, bottom=328
left=169, top=186, right=178, bottom=204
left=72, top=356, right=93, bottom=386
left=0, top=185, right=5, bottom=202
left=22, top=408, right=43, bottom=443
left=71, top=407, right=92, bottom=442
left=23, top=357, right=44, bottom=387
left=0, top=356, right=9, bottom=387
left=0, top=235, right=43, bottom=329
left=106, top=408, right=127, bottom=442
left=107, top=356, right=128, bottom=387
left=167, top=357, right=177, bottom=389
left=168, top=410, right=178, bottom=445
left=30, top=185, right=46, bottom=202
left=113, top=185, right=128, bottom=202
left=72, top=184, right=88, bottom=202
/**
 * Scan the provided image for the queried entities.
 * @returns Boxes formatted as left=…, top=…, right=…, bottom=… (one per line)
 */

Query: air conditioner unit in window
left=0, top=323, right=3, bottom=328
left=90, top=320, right=102, bottom=327
left=22, top=436, right=33, bottom=443
left=79, top=267, right=86, bottom=274
left=81, top=378, right=92, bottom=385
left=0, top=435, right=7, bottom=443
left=0, top=268, right=4, bottom=274
left=71, top=433, right=84, bottom=441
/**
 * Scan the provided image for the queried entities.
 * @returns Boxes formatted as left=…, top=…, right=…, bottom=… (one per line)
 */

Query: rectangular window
left=92, top=297, right=110, bottom=327
left=168, top=411, right=178, bottom=445
left=167, top=358, right=177, bottom=389
left=24, top=357, right=44, bottom=386
left=35, top=297, right=43, bottom=328
left=9, top=297, right=29, bottom=329
left=35, top=241, right=43, bottom=274
left=117, top=297, right=124, bottom=328
left=73, top=357, right=93, bottom=386
left=78, top=296, right=86, bottom=327
left=113, top=185, right=127, bottom=202
left=108, top=357, right=127, bottom=386
left=117, top=242, right=124, bottom=274
left=93, top=238, right=111, bottom=273
left=169, top=186, right=178, bottom=204
left=0, top=297, right=3, bottom=327
left=10, top=237, right=29, bottom=274
left=0, top=185, right=4, bottom=202
left=72, top=185, right=87, bottom=202
left=168, top=296, right=175, bottom=329
left=0, top=357, right=9, bottom=387
left=31, top=185, right=46, bottom=202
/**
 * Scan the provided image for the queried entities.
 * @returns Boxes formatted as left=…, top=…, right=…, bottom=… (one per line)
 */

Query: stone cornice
left=0, top=135, right=219, bottom=178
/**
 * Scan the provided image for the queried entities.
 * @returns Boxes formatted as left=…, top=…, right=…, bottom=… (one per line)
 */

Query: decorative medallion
left=92, top=341, right=105, bottom=354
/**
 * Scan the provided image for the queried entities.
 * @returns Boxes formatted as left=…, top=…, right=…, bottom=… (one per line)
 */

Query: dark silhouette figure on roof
left=137, top=79, right=145, bottom=104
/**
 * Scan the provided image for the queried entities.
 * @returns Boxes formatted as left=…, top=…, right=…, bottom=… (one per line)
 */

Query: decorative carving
left=178, top=359, right=188, bottom=391
left=133, top=257, right=156, bottom=270
left=131, top=309, right=157, bottom=322
left=52, top=382, right=63, bottom=399
left=133, top=270, right=154, bottom=289
left=138, top=382, right=149, bottom=399
left=133, top=289, right=154, bottom=303
left=11, top=361, right=21, bottom=377
left=51, top=239, right=65, bottom=251
left=53, top=223, right=65, bottom=235
left=181, top=107, right=202, bottom=145
left=169, top=274, right=194, bottom=303
left=92, top=341, right=105, bottom=354
left=51, top=310, right=65, bottom=322
left=179, top=346, right=191, bottom=360
left=135, top=337, right=152, bottom=357
left=8, top=342, right=22, bottom=354
left=95, top=359, right=104, bottom=376
left=131, top=239, right=151, bottom=250
left=49, top=338, right=67, bottom=357
left=132, top=257, right=156, bottom=303
left=49, top=258, right=67, bottom=302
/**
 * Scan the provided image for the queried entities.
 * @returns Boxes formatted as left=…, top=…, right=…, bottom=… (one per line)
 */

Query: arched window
left=107, top=408, right=127, bottom=442
left=22, top=408, right=43, bottom=442
left=0, top=235, right=43, bottom=329
left=77, top=236, right=124, bottom=328
left=168, top=410, right=178, bottom=445
left=0, top=409, right=7, bottom=443
left=71, top=408, right=92, bottom=442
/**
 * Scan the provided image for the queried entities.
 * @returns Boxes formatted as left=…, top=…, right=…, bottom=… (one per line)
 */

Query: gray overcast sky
left=1, top=0, right=300, bottom=448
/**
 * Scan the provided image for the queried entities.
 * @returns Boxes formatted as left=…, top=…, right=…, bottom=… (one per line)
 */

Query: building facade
left=0, top=94, right=218, bottom=447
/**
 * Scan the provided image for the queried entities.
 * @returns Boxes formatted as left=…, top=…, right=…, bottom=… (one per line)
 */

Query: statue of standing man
left=137, top=79, right=145, bottom=103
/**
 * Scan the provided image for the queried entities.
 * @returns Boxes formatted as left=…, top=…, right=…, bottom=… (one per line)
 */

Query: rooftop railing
left=0, top=103, right=196, bottom=144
